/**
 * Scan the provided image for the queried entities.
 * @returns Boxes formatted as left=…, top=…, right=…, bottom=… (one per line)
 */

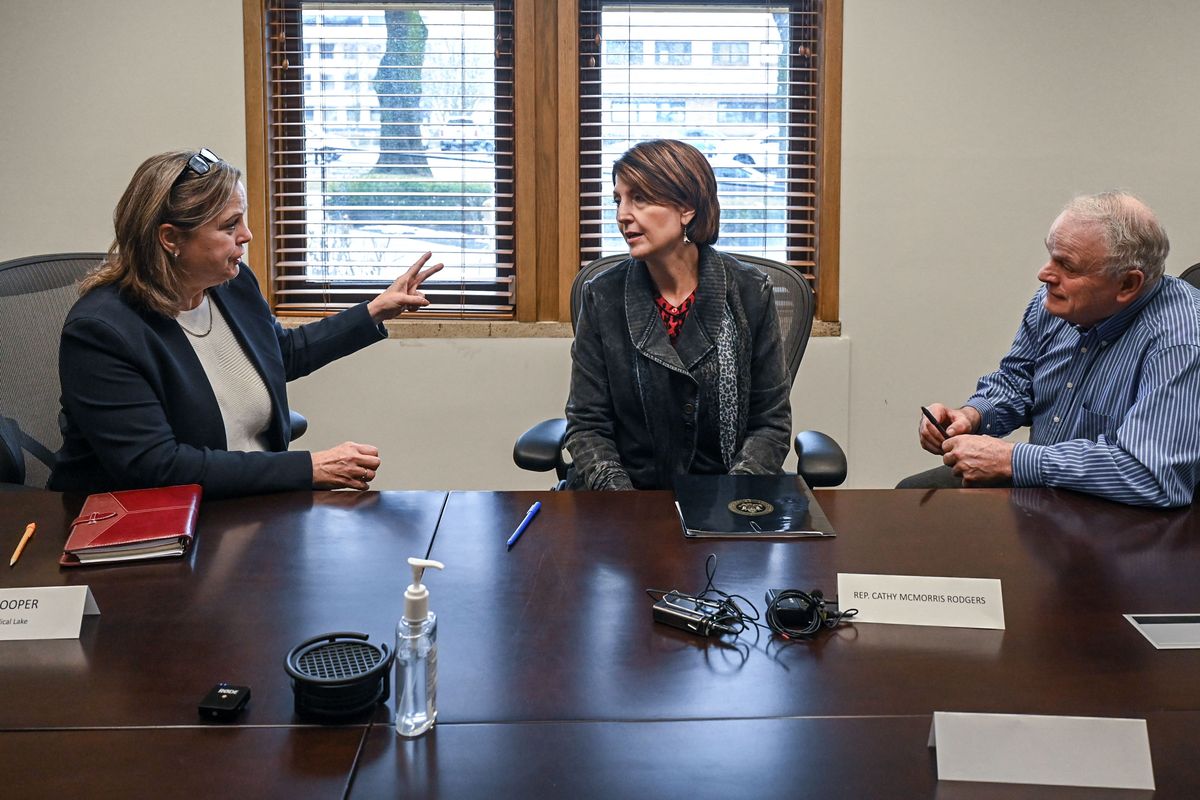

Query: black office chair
left=0, top=253, right=307, bottom=487
left=1181, top=262, right=1200, bottom=289
left=0, top=253, right=107, bottom=486
left=0, top=415, right=26, bottom=485
left=513, top=253, right=848, bottom=488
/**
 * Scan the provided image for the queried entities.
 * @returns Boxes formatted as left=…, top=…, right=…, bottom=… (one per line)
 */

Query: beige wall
left=0, top=0, right=250, bottom=258
left=3, top=1, right=1198, bottom=490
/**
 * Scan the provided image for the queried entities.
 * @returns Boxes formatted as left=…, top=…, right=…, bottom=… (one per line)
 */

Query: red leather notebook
left=60, top=484, right=203, bottom=567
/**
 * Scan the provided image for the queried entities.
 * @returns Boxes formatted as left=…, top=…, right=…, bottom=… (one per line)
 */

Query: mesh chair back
left=0, top=253, right=106, bottom=486
left=570, top=252, right=815, bottom=385
left=730, top=253, right=815, bottom=385
left=570, top=254, right=627, bottom=329
left=1181, top=263, right=1200, bottom=290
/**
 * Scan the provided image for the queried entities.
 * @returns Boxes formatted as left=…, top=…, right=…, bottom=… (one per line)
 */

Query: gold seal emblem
left=728, top=498, right=774, bottom=516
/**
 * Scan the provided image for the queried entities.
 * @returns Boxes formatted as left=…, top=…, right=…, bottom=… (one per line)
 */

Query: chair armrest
left=513, top=418, right=568, bottom=473
left=289, top=410, right=309, bottom=442
left=795, top=430, right=847, bottom=488
left=0, top=417, right=25, bottom=485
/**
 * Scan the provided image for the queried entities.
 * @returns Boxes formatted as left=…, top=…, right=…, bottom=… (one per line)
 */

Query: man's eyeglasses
left=175, top=148, right=221, bottom=185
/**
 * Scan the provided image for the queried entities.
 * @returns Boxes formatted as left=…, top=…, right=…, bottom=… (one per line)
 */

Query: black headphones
left=285, top=631, right=393, bottom=721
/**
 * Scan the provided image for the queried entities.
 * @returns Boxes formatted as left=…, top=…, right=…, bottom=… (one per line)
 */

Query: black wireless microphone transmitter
left=198, top=683, right=251, bottom=721
left=652, top=592, right=737, bottom=637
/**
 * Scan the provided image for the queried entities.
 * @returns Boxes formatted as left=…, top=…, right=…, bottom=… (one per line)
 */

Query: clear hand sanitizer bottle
left=395, top=557, right=444, bottom=737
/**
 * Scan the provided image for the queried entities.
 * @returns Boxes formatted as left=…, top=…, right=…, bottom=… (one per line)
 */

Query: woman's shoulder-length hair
left=612, top=139, right=720, bottom=246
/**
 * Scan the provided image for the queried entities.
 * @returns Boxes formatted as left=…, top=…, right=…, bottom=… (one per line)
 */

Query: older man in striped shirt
left=908, top=191, right=1200, bottom=508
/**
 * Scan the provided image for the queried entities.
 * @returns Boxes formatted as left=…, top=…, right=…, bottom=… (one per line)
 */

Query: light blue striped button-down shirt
left=966, top=276, right=1200, bottom=507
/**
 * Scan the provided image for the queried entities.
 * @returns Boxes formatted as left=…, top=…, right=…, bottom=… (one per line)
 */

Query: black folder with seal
left=672, top=474, right=836, bottom=538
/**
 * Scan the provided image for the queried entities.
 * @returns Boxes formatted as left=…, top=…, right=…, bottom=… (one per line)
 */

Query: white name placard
left=1124, top=613, right=1200, bottom=649
left=0, top=586, right=101, bottom=641
left=929, top=711, right=1155, bottom=790
left=837, top=573, right=1004, bottom=629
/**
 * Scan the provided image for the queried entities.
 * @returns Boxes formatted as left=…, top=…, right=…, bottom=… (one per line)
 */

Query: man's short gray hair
left=1062, top=191, right=1169, bottom=284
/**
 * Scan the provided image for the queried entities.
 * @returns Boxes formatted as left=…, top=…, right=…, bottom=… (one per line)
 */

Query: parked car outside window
left=440, top=116, right=494, bottom=152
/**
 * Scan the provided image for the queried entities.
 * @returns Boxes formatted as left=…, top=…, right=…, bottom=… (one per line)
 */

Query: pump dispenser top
left=404, top=557, right=445, bottom=622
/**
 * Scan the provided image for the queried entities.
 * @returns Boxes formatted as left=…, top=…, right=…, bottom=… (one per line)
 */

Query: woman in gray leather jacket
left=564, top=139, right=792, bottom=490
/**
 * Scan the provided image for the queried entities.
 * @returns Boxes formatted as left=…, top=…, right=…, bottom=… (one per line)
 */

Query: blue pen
left=506, top=501, right=542, bottom=550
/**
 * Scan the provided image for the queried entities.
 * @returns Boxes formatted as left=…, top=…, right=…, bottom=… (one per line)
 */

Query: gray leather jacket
left=564, top=246, right=792, bottom=490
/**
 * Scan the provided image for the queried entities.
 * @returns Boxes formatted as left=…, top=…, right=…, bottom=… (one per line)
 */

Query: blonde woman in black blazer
left=51, top=149, right=441, bottom=498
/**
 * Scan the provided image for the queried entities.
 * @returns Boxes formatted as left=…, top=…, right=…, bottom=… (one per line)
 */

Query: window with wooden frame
left=244, top=0, right=840, bottom=324
left=578, top=0, right=841, bottom=325
left=248, top=0, right=515, bottom=317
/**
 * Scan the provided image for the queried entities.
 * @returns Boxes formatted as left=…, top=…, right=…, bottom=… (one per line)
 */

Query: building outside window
left=717, top=99, right=771, bottom=126
left=655, top=100, right=685, bottom=123
left=606, top=38, right=644, bottom=65
left=654, top=40, right=691, bottom=65
left=712, top=40, right=749, bottom=66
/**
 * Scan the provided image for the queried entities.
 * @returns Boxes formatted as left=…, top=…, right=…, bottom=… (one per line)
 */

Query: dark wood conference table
left=2, top=484, right=1198, bottom=798
left=428, top=488, right=1200, bottom=723
left=0, top=487, right=446, bottom=729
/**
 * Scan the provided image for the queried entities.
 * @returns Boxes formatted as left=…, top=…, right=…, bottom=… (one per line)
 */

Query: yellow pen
left=9, top=522, right=36, bottom=567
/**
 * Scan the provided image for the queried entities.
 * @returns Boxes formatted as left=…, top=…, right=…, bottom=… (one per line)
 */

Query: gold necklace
left=177, top=296, right=213, bottom=338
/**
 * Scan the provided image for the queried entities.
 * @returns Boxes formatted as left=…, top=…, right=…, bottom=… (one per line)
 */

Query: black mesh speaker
left=285, top=631, right=393, bottom=721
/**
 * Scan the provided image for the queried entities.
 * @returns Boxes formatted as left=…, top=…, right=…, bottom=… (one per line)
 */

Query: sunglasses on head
left=174, top=148, right=221, bottom=185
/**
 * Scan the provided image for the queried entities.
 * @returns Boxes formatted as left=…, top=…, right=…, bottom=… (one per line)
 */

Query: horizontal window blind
left=580, top=1, right=825, bottom=295
left=265, top=1, right=515, bottom=316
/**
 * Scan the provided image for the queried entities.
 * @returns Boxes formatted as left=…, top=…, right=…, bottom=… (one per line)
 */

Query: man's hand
left=942, top=435, right=1014, bottom=485
left=367, top=252, right=445, bottom=322
left=918, top=403, right=981, bottom=454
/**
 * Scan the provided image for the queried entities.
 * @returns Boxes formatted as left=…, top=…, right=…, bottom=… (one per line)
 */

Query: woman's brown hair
left=613, top=139, right=721, bottom=246
left=80, top=150, right=242, bottom=317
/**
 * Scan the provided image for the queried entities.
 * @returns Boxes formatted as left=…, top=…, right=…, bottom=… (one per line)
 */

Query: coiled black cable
left=763, top=588, right=857, bottom=640
left=646, top=554, right=856, bottom=641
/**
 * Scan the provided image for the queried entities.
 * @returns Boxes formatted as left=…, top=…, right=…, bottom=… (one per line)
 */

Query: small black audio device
left=284, top=631, right=394, bottom=722
left=652, top=591, right=740, bottom=637
left=764, top=588, right=857, bottom=639
left=647, top=555, right=758, bottom=639
left=198, top=682, right=251, bottom=721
